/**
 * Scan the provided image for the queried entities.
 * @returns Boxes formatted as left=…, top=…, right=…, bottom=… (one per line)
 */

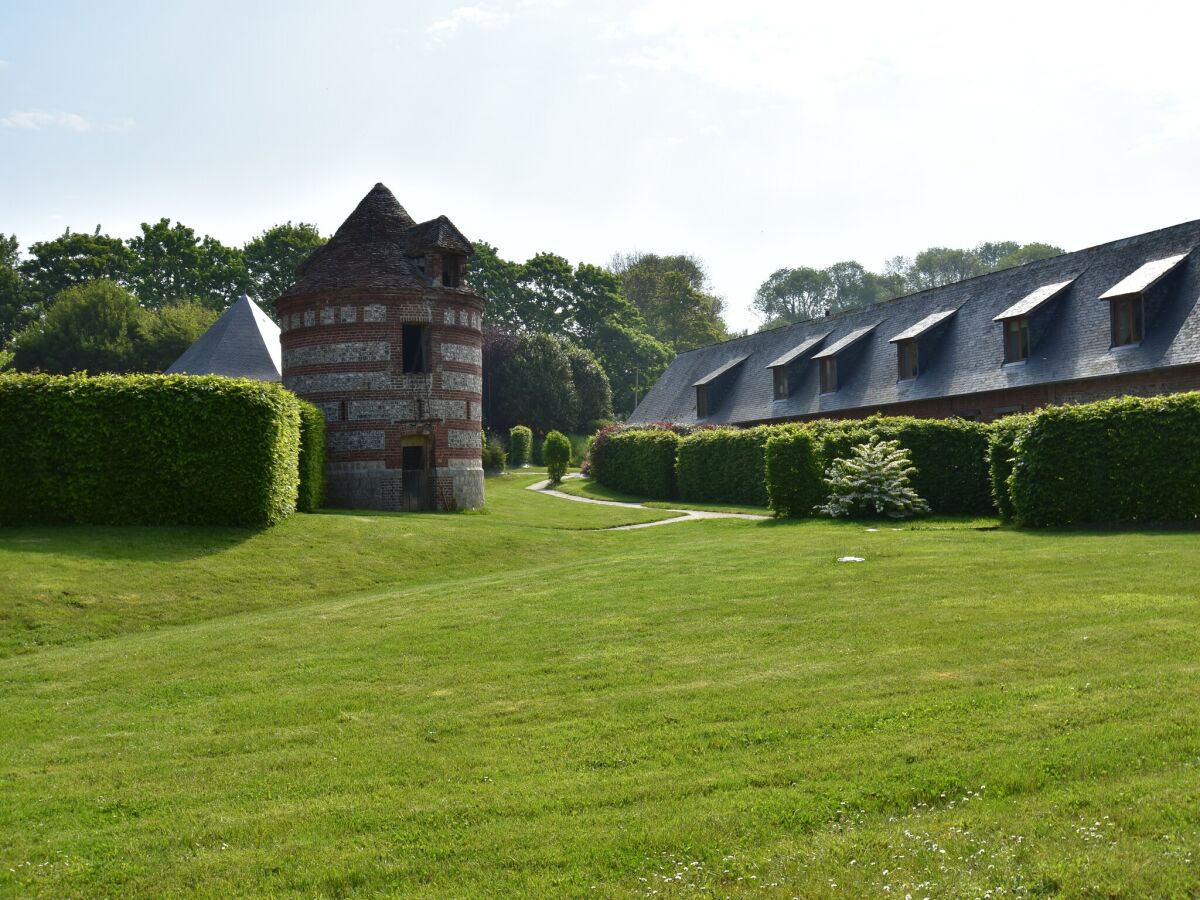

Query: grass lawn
left=2, top=473, right=1200, bottom=897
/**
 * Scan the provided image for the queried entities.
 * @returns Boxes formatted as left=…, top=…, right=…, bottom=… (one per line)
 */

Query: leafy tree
left=588, top=321, right=671, bottom=416
left=995, top=242, right=1064, bottom=269
left=518, top=252, right=575, bottom=332
left=611, top=252, right=727, bottom=350
left=816, top=438, right=930, bottom=519
left=752, top=266, right=833, bottom=324
left=136, top=299, right=219, bottom=372
left=467, top=242, right=526, bottom=331
left=973, top=241, right=1022, bottom=270
left=243, top=222, right=325, bottom=309
left=10, top=280, right=145, bottom=374
left=128, top=219, right=247, bottom=310
left=20, top=227, right=137, bottom=302
left=905, top=247, right=986, bottom=292
left=484, top=331, right=579, bottom=436
left=0, top=234, right=19, bottom=268
left=564, top=342, right=613, bottom=432
left=0, top=264, right=35, bottom=345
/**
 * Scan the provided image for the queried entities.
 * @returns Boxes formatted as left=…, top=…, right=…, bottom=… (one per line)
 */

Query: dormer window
left=765, top=332, right=828, bottom=402
left=819, top=358, right=837, bottom=393
left=1110, top=295, right=1142, bottom=347
left=442, top=255, right=462, bottom=288
left=692, top=354, right=748, bottom=419
left=1004, top=317, right=1030, bottom=362
left=773, top=367, right=788, bottom=400
left=696, top=384, right=710, bottom=417
left=1098, top=253, right=1189, bottom=350
left=897, top=340, right=919, bottom=380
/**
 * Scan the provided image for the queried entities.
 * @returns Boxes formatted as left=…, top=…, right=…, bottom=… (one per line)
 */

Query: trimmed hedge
left=0, top=373, right=301, bottom=527
left=591, top=429, right=681, bottom=499
left=764, top=427, right=824, bottom=517
left=508, top=425, right=532, bottom=466
left=543, top=430, right=571, bottom=485
left=986, top=414, right=1034, bottom=521
left=296, top=400, right=327, bottom=512
left=1009, top=393, right=1200, bottom=526
left=806, top=416, right=992, bottom=515
left=677, top=426, right=777, bottom=506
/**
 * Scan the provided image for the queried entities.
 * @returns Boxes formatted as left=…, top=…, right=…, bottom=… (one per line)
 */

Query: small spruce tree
left=816, top=437, right=930, bottom=519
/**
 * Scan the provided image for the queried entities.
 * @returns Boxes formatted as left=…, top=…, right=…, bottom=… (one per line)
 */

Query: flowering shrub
left=815, top=438, right=930, bottom=519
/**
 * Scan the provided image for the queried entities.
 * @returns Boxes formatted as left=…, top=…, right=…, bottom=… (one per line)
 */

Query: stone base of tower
left=324, top=461, right=483, bottom=511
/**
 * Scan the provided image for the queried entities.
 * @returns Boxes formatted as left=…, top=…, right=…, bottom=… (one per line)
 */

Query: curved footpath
left=526, top=476, right=769, bottom=530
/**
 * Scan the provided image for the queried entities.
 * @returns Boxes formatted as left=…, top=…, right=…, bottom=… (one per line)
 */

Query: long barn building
left=630, top=218, right=1200, bottom=426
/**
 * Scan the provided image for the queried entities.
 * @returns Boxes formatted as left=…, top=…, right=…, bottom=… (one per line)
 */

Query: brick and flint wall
left=278, top=289, right=485, bottom=510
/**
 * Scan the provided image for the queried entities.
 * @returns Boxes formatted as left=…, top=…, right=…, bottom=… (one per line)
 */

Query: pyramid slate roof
left=165, top=294, right=282, bottom=382
left=630, top=217, right=1200, bottom=425
left=281, top=183, right=476, bottom=298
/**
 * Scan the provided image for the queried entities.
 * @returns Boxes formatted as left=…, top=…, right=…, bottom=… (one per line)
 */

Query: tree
left=611, top=252, right=727, bottom=350
left=20, top=227, right=137, bottom=303
left=905, top=247, right=986, bottom=292
left=0, top=264, right=35, bottom=345
left=518, top=252, right=575, bottom=332
left=0, top=234, right=18, bottom=269
left=136, top=299, right=219, bottom=372
left=587, top=321, right=671, bottom=416
left=484, top=331, right=579, bottom=436
left=753, top=266, right=833, bottom=324
left=995, top=242, right=1064, bottom=270
left=128, top=219, right=246, bottom=310
left=543, top=430, right=571, bottom=484
left=466, top=242, right=526, bottom=331
left=10, top=280, right=145, bottom=374
left=973, top=241, right=1021, bottom=270
left=563, top=342, right=613, bottom=432
left=243, top=222, right=325, bottom=309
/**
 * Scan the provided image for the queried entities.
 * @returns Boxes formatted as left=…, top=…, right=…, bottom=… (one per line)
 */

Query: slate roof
left=630, top=217, right=1200, bottom=425
left=694, top=355, right=749, bottom=386
left=165, top=294, right=282, bottom=382
left=281, top=183, right=476, bottom=298
left=889, top=308, right=957, bottom=343
left=765, top=333, right=829, bottom=368
left=993, top=280, right=1074, bottom=321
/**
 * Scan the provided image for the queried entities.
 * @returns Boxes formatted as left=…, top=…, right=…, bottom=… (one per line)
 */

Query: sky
left=3, top=0, right=1200, bottom=332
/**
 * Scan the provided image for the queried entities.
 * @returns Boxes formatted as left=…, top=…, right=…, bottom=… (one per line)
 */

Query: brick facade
left=278, top=287, right=485, bottom=510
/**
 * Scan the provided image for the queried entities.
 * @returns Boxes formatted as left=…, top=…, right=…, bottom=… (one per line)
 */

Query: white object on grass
left=837, top=556, right=866, bottom=563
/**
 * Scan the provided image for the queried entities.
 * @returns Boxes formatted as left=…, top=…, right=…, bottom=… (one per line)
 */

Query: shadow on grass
left=0, top=524, right=260, bottom=562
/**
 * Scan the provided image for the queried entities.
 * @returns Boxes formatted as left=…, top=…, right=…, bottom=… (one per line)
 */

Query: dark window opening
left=696, top=384, right=709, bottom=418
left=402, top=324, right=430, bottom=374
left=897, top=340, right=919, bottom=380
left=443, top=255, right=461, bottom=288
left=772, top=367, right=789, bottom=400
left=956, top=410, right=981, bottom=422
left=993, top=405, right=1024, bottom=419
left=1004, top=317, right=1030, bottom=363
left=401, top=444, right=425, bottom=471
left=1110, top=296, right=1143, bottom=346
left=819, top=358, right=837, bottom=394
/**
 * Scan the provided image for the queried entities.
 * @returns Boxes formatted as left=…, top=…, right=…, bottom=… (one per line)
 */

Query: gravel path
left=526, top=477, right=769, bottom=530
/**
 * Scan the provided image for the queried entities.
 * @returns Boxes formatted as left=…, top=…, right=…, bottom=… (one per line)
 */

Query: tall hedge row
left=806, top=416, right=993, bottom=515
left=986, top=413, right=1034, bottom=522
left=763, top=427, right=824, bottom=517
left=1008, top=393, right=1200, bottom=526
left=0, top=373, right=302, bottom=527
left=296, top=399, right=327, bottom=513
left=589, top=429, right=680, bottom=499
left=676, top=426, right=774, bottom=506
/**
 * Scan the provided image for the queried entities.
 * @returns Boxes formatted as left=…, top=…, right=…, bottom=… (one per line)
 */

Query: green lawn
left=2, top=473, right=1200, bottom=897
left=552, top=475, right=772, bottom=517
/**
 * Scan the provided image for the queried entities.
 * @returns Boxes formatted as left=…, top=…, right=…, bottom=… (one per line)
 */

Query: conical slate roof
left=281, top=182, right=474, bottom=298
left=165, top=294, right=282, bottom=382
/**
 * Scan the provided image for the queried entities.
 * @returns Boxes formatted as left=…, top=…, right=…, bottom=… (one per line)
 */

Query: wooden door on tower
left=400, top=438, right=431, bottom=511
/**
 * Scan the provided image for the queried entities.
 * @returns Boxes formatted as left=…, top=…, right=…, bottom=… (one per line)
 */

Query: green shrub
left=807, top=415, right=992, bottom=515
left=676, top=426, right=777, bottom=506
left=0, top=373, right=300, bottom=527
left=567, top=433, right=592, bottom=467
left=591, top=429, right=681, bottom=499
left=764, top=426, right=824, bottom=517
left=482, top=432, right=508, bottom=473
left=986, top=414, right=1034, bottom=521
left=1009, top=393, right=1200, bottom=526
left=296, top=400, right=327, bottom=512
left=543, top=430, right=571, bottom=485
left=508, top=425, right=532, bottom=467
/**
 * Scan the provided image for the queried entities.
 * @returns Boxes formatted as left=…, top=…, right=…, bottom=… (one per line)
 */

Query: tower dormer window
left=443, top=255, right=461, bottom=288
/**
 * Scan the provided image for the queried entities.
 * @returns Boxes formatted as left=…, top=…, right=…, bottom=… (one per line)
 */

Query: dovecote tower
left=276, top=183, right=484, bottom=511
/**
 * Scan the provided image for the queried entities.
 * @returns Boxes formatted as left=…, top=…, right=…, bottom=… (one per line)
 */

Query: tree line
left=0, top=221, right=325, bottom=372
left=752, top=241, right=1064, bottom=327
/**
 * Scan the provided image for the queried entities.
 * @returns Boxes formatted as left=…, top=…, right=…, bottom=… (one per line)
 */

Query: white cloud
left=1, top=109, right=91, bottom=131
left=426, top=5, right=512, bottom=46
